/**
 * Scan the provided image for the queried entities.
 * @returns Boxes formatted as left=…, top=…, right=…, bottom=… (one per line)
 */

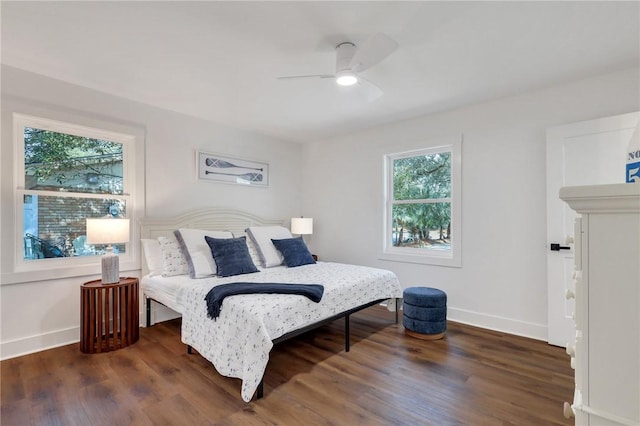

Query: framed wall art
left=197, top=152, right=269, bottom=187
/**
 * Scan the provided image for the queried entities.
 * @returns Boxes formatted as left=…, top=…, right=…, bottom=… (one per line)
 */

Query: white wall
left=302, top=67, right=640, bottom=340
left=0, top=66, right=303, bottom=359
left=2, top=64, right=637, bottom=360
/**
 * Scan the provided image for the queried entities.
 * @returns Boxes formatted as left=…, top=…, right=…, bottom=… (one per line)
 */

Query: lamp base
left=101, top=252, right=120, bottom=284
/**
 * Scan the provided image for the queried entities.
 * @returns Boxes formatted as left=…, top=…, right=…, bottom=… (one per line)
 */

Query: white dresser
left=560, top=183, right=640, bottom=426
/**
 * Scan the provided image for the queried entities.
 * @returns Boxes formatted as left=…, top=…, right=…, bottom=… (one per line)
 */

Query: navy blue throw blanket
left=205, top=283, right=325, bottom=320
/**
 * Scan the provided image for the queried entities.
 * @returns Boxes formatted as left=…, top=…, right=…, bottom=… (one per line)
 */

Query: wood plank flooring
left=1, top=306, right=574, bottom=425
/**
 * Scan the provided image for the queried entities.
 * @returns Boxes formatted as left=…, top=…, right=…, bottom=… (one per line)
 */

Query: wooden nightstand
left=80, top=277, right=139, bottom=354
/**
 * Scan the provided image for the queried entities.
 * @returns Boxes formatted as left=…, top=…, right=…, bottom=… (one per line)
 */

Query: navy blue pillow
left=205, top=236, right=259, bottom=277
left=271, top=237, right=316, bottom=267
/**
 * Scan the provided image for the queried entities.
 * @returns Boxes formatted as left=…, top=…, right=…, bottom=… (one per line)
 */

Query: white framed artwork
left=197, top=152, right=269, bottom=187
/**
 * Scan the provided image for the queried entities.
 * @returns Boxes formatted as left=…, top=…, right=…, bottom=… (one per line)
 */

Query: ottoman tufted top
left=403, top=287, right=447, bottom=307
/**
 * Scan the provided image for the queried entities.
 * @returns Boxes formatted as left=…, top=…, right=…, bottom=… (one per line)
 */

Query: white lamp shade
left=291, top=217, right=313, bottom=235
left=86, top=218, right=130, bottom=245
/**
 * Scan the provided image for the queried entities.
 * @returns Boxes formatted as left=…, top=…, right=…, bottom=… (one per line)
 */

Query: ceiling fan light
left=336, top=72, right=358, bottom=86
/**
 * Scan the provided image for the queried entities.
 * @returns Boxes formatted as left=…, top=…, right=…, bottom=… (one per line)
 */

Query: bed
left=139, top=208, right=402, bottom=402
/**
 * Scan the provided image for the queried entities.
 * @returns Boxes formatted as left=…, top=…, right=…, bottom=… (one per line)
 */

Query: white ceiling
left=2, top=1, right=639, bottom=143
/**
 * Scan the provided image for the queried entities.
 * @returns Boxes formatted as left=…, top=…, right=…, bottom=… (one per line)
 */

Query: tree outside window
left=24, top=126, right=124, bottom=195
left=391, top=151, right=451, bottom=250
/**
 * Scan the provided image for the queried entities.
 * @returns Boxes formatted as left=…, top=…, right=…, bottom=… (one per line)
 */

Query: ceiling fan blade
left=357, top=76, right=383, bottom=102
left=277, top=74, right=334, bottom=80
left=350, top=33, right=398, bottom=73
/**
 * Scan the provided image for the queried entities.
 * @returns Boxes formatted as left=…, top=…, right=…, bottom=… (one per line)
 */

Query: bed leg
left=187, top=345, right=193, bottom=354
left=345, top=314, right=350, bottom=352
left=257, top=379, right=264, bottom=399
left=146, top=297, right=152, bottom=327
left=395, top=298, right=399, bottom=324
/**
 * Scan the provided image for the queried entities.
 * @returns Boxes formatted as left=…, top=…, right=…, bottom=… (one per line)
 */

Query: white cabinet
left=560, top=183, right=640, bottom=426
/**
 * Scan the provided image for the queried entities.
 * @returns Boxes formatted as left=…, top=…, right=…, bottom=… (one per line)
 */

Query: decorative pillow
left=140, top=238, right=163, bottom=276
left=158, top=236, right=190, bottom=276
left=174, top=228, right=233, bottom=278
left=205, top=236, right=259, bottom=277
left=246, top=226, right=293, bottom=267
left=271, top=237, right=316, bottom=267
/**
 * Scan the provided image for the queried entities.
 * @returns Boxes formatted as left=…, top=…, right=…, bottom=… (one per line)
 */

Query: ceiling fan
left=277, top=33, right=398, bottom=101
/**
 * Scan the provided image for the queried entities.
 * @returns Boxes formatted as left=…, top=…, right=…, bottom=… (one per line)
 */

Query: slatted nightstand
left=80, top=277, right=139, bottom=353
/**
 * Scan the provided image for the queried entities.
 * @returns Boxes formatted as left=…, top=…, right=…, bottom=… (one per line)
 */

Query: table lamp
left=86, top=217, right=130, bottom=284
left=291, top=217, right=313, bottom=241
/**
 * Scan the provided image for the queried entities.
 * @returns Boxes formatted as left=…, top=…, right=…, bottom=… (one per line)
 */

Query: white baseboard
left=447, top=307, right=548, bottom=341
left=1, top=304, right=548, bottom=360
left=1, top=326, right=80, bottom=361
left=2, top=304, right=179, bottom=360
left=390, top=299, right=547, bottom=341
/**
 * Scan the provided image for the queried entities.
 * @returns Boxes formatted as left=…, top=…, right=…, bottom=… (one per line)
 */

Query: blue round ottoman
left=403, top=287, right=447, bottom=340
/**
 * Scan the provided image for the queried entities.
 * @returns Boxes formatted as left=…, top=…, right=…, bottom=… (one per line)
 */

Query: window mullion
left=392, top=198, right=451, bottom=205
left=18, top=188, right=130, bottom=201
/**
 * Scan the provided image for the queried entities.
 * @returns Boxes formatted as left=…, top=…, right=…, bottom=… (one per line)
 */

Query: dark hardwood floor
left=1, top=306, right=574, bottom=425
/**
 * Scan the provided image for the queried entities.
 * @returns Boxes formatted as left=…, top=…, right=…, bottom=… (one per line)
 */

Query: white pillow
left=158, top=235, right=190, bottom=277
left=246, top=226, right=292, bottom=267
left=141, top=238, right=162, bottom=276
left=174, top=228, right=233, bottom=278
left=238, top=232, right=263, bottom=269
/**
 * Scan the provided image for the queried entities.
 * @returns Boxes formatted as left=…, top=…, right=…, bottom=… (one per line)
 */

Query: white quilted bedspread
left=178, top=262, right=402, bottom=402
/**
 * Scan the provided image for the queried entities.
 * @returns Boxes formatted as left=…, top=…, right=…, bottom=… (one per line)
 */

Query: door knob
left=550, top=243, right=571, bottom=251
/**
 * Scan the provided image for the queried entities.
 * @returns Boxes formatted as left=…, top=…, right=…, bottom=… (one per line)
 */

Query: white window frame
left=10, top=113, right=140, bottom=280
left=381, top=138, right=462, bottom=267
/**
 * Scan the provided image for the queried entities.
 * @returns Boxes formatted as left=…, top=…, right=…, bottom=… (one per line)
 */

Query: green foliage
left=24, top=127, right=123, bottom=192
left=393, top=153, right=451, bottom=200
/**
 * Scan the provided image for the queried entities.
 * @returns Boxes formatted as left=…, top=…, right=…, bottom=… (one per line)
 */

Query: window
left=382, top=140, right=461, bottom=267
left=14, top=113, right=137, bottom=272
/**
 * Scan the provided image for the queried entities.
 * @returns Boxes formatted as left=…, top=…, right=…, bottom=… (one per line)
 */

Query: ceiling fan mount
left=278, top=33, right=398, bottom=101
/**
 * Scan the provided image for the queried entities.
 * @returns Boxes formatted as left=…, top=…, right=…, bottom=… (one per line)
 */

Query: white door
left=546, top=111, right=639, bottom=347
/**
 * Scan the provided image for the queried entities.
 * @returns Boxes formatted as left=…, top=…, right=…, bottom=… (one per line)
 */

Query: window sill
left=378, top=252, right=461, bottom=268
left=1, top=260, right=140, bottom=285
